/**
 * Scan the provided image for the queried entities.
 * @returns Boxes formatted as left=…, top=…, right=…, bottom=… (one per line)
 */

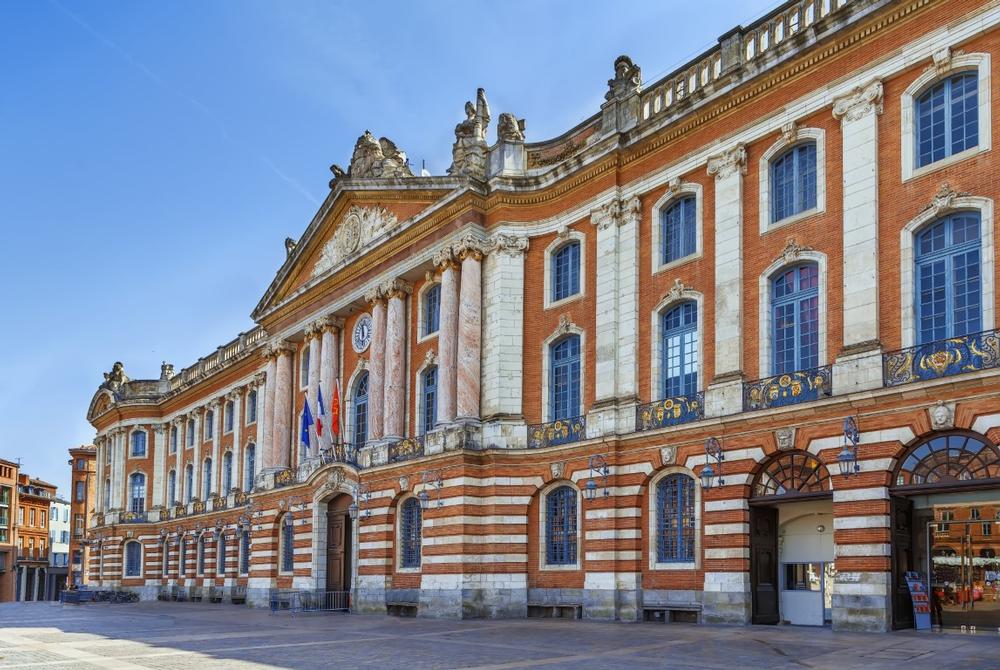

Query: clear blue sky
left=0, top=0, right=776, bottom=496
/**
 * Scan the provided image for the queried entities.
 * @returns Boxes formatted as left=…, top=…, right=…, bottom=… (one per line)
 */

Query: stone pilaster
left=366, top=288, right=388, bottom=441
left=210, top=399, right=222, bottom=497
left=271, top=342, right=295, bottom=470
left=435, top=248, right=460, bottom=425
left=831, top=484, right=892, bottom=632
left=191, top=411, right=201, bottom=502
left=153, top=424, right=166, bottom=510
left=455, top=236, right=486, bottom=423
left=228, top=388, right=242, bottom=493
left=383, top=279, right=411, bottom=439
left=261, top=351, right=277, bottom=473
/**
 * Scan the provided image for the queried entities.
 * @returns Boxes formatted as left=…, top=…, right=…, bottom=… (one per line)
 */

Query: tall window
left=280, top=516, right=294, bottom=573
left=656, top=474, right=696, bottom=562
left=916, top=72, right=979, bottom=168
left=185, top=465, right=194, bottom=503
left=124, top=541, right=141, bottom=577
left=170, top=427, right=178, bottom=453
left=421, top=366, right=437, bottom=434
left=224, top=401, right=234, bottom=433
left=545, top=486, right=577, bottom=565
left=205, top=411, right=214, bottom=439
left=187, top=419, right=195, bottom=447
left=103, top=479, right=110, bottom=508
left=770, top=142, right=817, bottom=222
left=772, top=264, right=819, bottom=374
left=129, top=473, right=145, bottom=513
left=203, top=458, right=213, bottom=498
left=179, top=537, right=187, bottom=576
left=74, top=480, right=85, bottom=502
left=131, top=431, right=147, bottom=457
left=915, top=212, right=982, bottom=344
left=353, top=372, right=369, bottom=446
left=217, top=534, right=226, bottom=575
left=197, top=536, right=206, bottom=575
left=549, top=335, right=581, bottom=420
left=222, top=452, right=233, bottom=492
left=240, top=529, right=251, bottom=575
left=423, top=284, right=441, bottom=336
left=661, top=196, right=696, bottom=264
left=300, top=345, right=310, bottom=387
left=246, top=390, right=258, bottom=424
left=244, top=444, right=256, bottom=491
left=167, top=470, right=176, bottom=506
left=551, top=241, right=581, bottom=302
left=661, top=302, right=698, bottom=397
left=400, top=498, right=422, bottom=568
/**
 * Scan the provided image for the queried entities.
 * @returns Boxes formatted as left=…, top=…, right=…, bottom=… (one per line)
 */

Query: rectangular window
left=246, top=391, right=258, bottom=424
left=784, top=562, right=822, bottom=591
left=205, top=412, right=214, bottom=440
left=240, top=531, right=251, bottom=575
left=75, top=481, right=85, bottom=502
left=551, top=242, right=581, bottom=303
left=224, top=401, right=234, bottom=433
left=131, top=431, right=147, bottom=457
left=41, top=510, right=46, bottom=528
left=29, top=509, right=35, bottom=526
left=170, top=428, right=178, bottom=453
left=187, top=420, right=195, bottom=447
left=984, top=523, right=993, bottom=536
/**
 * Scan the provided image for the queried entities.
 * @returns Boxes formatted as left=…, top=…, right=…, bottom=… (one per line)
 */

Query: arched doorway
left=325, top=494, right=353, bottom=593
left=890, top=430, right=1000, bottom=631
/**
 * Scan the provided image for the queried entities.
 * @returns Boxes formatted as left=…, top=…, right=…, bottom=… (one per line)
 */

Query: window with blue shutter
left=217, top=534, right=226, bottom=575
left=424, top=284, right=441, bottom=335
left=131, top=431, right=146, bottom=457
left=185, top=465, right=193, bottom=503
left=549, top=335, right=581, bottom=421
left=222, top=452, right=233, bottom=492
left=167, top=470, right=176, bottom=506
left=771, top=264, right=819, bottom=374
left=915, top=212, right=982, bottom=344
left=197, top=536, right=206, bottom=575
left=545, top=486, right=577, bottom=565
left=129, top=473, right=145, bottom=513
left=202, top=458, right=212, bottom=499
left=353, top=372, right=369, bottom=446
left=770, top=142, right=817, bottom=222
left=244, top=445, right=256, bottom=491
left=661, top=196, right=697, bottom=264
left=656, top=474, right=696, bottom=562
left=281, top=516, right=294, bottom=572
left=240, top=530, right=251, bottom=575
left=661, top=302, right=698, bottom=398
left=421, top=366, right=437, bottom=434
left=551, top=241, right=581, bottom=302
left=400, top=498, right=422, bottom=568
left=124, top=541, right=141, bottom=577
left=916, top=72, right=979, bottom=169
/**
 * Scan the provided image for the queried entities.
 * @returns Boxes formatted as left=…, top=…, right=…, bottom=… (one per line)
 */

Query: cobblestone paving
left=0, top=602, right=997, bottom=669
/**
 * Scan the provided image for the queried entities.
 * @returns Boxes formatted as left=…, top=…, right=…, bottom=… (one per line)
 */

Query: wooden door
left=890, top=496, right=914, bottom=630
left=750, top=506, right=780, bottom=624
left=326, top=504, right=347, bottom=592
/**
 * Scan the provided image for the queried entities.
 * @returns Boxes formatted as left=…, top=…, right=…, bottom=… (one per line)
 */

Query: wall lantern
left=419, top=470, right=444, bottom=510
left=837, top=416, right=861, bottom=477
left=347, top=501, right=359, bottom=520
left=355, top=482, right=372, bottom=520
left=701, top=437, right=725, bottom=490
left=583, top=455, right=610, bottom=502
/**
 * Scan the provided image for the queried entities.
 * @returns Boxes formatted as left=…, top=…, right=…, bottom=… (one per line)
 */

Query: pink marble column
left=435, top=251, right=460, bottom=425
left=366, top=290, right=387, bottom=441
left=271, top=342, right=294, bottom=468
left=456, top=242, right=485, bottom=421
left=319, top=317, right=342, bottom=429
left=305, top=325, right=322, bottom=452
left=383, top=280, right=411, bottom=439
left=261, top=352, right=277, bottom=468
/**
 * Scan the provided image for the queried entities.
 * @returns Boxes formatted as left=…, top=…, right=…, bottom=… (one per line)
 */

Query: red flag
left=330, top=381, right=341, bottom=439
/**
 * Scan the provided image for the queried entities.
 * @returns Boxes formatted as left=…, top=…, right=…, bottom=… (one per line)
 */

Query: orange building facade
left=15, top=475, right=56, bottom=601
left=0, top=459, right=18, bottom=602
left=68, top=446, right=96, bottom=588
left=85, top=0, right=1000, bottom=632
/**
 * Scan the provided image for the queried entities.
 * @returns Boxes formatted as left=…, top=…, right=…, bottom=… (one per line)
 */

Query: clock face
left=352, top=314, right=373, bottom=353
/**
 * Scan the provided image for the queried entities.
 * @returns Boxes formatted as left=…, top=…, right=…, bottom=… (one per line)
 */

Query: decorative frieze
left=313, top=205, right=400, bottom=278
left=489, top=232, right=529, bottom=257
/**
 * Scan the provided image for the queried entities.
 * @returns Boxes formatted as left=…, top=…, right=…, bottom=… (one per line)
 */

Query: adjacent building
left=14, top=475, right=57, bottom=601
left=67, top=446, right=96, bottom=588
left=0, top=459, right=19, bottom=602
left=84, top=0, right=1000, bottom=633
left=46, top=497, right=70, bottom=599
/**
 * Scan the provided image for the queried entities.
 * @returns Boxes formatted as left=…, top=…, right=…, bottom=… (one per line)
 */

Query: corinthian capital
left=380, top=278, right=413, bottom=300
left=707, top=143, right=746, bottom=180
left=832, top=79, right=883, bottom=123
left=590, top=198, right=621, bottom=230
left=488, top=232, right=529, bottom=257
left=453, top=233, right=490, bottom=261
left=363, top=286, right=384, bottom=305
left=431, top=246, right=457, bottom=270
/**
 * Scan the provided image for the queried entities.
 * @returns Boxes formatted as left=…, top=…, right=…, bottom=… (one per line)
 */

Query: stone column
left=110, top=429, right=123, bottom=510
left=481, top=233, right=528, bottom=446
left=455, top=237, right=486, bottom=422
left=833, top=80, right=885, bottom=394
left=153, top=424, right=166, bottom=510
left=228, top=388, right=242, bottom=494
left=261, top=351, right=277, bottom=468
left=435, top=249, right=460, bottom=425
left=306, top=324, right=322, bottom=450
left=173, top=418, right=183, bottom=505
left=320, top=317, right=342, bottom=436
left=366, top=289, right=388, bottom=441
left=704, top=144, right=746, bottom=418
left=191, top=411, right=201, bottom=501
left=210, top=399, right=222, bottom=497
left=383, top=279, right=411, bottom=439
left=271, top=342, right=295, bottom=469
left=94, top=437, right=105, bottom=512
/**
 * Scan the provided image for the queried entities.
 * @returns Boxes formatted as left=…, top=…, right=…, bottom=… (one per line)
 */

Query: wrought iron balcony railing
left=635, top=393, right=704, bottom=432
left=120, top=511, right=147, bottom=524
left=527, top=416, right=587, bottom=449
left=743, top=366, right=832, bottom=411
left=320, top=442, right=362, bottom=469
left=388, top=436, right=425, bottom=464
left=883, top=329, right=1000, bottom=387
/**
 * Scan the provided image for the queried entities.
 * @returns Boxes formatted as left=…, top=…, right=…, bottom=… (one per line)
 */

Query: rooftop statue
left=102, top=362, right=129, bottom=393
left=448, top=88, right=491, bottom=181
left=605, top=55, right=642, bottom=101
left=497, top=113, right=525, bottom=143
left=329, top=130, right=414, bottom=184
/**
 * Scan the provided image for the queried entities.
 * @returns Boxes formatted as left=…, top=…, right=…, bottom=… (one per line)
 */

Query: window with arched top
left=197, top=536, right=206, bottom=575
left=280, top=515, right=294, bottom=573
left=914, top=212, right=982, bottom=344
left=222, top=452, right=233, bottom=492
left=244, top=444, right=256, bottom=491
left=752, top=451, right=831, bottom=498
left=894, top=432, right=1000, bottom=487
left=205, top=410, right=214, bottom=439
left=167, top=470, right=176, bottom=506
left=240, top=529, right=251, bottom=575
left=771, top=264, right=819, bottom=374
left=916, top=72, right=979, bottom=169
left=656, top=473, right=696, bottom=563
left=184, top=465, right=194, bottom=503
left=545, top=485, right=578, bottom=566
left=353, top=372, right=369, bottom=446
left=202, top=458, right=213, bottom=499
left=770, top=142, right=817, bottom=223
left=217, top=533, right=226, bottom=575
left=179, top=537, right=187, bottom=576
left=423, top=283, right=441, bottom=336
left=247, top=389, right=258, bottom=424
left=421, top=366, right=437, bottom=434
left=124, top=541, right=141, bottom=577
left=551, top=241, right=581, bottom=302
left=661, top=196, right=697, bottom=264
left=399, top=498, right=422, bottom=569
left=224, top=400, right=234, bottom=433
left=549, top=335, right=581, bottom=421
left=129, top=473, right=145, bottom=513
left=661, top=302, right=698, bottom=398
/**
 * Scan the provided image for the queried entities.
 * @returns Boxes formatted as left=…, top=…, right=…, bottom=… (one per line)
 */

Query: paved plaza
left=0, top=602, right=997, bottom=669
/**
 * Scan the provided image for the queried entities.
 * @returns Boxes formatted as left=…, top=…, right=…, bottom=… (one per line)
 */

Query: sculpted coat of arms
left=313, top=205, right=399, bottom=277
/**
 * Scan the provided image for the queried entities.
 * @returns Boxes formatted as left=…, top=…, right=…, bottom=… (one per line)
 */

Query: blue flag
left=300, top=400, right=314, bottom=450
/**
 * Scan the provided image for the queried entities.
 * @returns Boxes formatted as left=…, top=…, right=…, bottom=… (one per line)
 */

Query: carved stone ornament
left=706, top=144, right=747, bottom=180
left=160, top=362, right=175, bottom=381
left=778, top=237, right=814, bottom=265
left=497, top=112, right=525, bottom=142
left=313, top=205, right=400, bottom=277
left=665, top=176, right=682, bottom=196
left=102, top=362, right=129, bottom=392
left=453, top=233, right=490, bottom=261
left=380, top=277, right=413, bottom=299
left=660, top=446, right=678, bottom=466
left=432, top=246, right=456, bottom=270
left=354, top=357, right=368, bottom=374
left=489, top=232, right=529, bottom=257
left=253, top=371, right=266, bottom=387
left=932, top=47, right=952, bottom=73
left=556, top=314, right=574, bottom=336
left=664, top=278, right=689, bottom=304
left=774, top=427, right=796, bottom=451
left=832, top=79, right=884, bottom=123
left=330, top=130, right=413, bottom=183
left=550, top=461, right=564, bottom=479
left=781, top=121, right=799, bottom=144
left=928, top=401, right=955, bottom=430
left=621, top=196, right=641, bottom=228
left=605, top=55, right=642, bottom=102
left=399, top=476, right=410, bottom=492
left=591, top=199, right=621, bottom=230
left=448, top=88, right=491, bottom=181
left=424, top=349, right=437, bottom=367
left=922, top=183, right=970, bottom=217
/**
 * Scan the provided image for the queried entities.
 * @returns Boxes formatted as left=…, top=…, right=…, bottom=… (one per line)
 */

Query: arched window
left=421, top=366, right=437, bottom=434
left=771, top=264, right=819, bottom=374
left=184, top=465, right=194, bottom=503
left=551, top=241, right=581, bottom=302
left=187, top=419, right=195, bottom=447
left=129, top=473, right=145, bottom=513
left=661, top=302, right=698, bottom=397
left=656, top=474, right=696, bottom=562
left=222, top=452, right=233, bottom=492
left=914, top=212, right=982, bottom=344
left=280, top=515, right=294, bottom=573
left=549, top=335, right=581, bottom=420
left=244, top=444, right=256, bottom=491
left=240, top=529, right=251, bottom=575
left=167, top=470, right=176, bottom=506
left=770, top=142, right=817, bottom=222
left=179, top=537, right=187, bottom=576
left=246, top=390, right=258, bottom=424
left=124, top=541, right=141, bottom=577
left=205, top=410, right=214, bottom=439
left=353, top=372, right=369, bottom=446
left=130, top=431, right=147, bottom=457
left=399, top=498, right=422, bottom=568
left=197, top=536, right=206, bottom=575
left=545, top=486, right=578, bottom=565
left=423, top=283, right=441, bottom=336
left=916, top=72, right=979, bottom=169
left=217, top=533, right=226, bottom=575
left=661, top=196, right=697, bottom=264
left=103, top=478, right=110, bottom=508
left=753, top=451, right=831, bottom=498
left=170, top=427, right=178, bottom=453
left=300, top=344, right=310, bottom=388
left=894, top=432, right=1000, bottom=486
left=224, top=400, right=234, bottom=433
left=202, top=458, right=213, bottom=499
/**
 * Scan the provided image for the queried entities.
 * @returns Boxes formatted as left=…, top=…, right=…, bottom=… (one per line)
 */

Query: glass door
left=929, top=518, right=1000, bottom=631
